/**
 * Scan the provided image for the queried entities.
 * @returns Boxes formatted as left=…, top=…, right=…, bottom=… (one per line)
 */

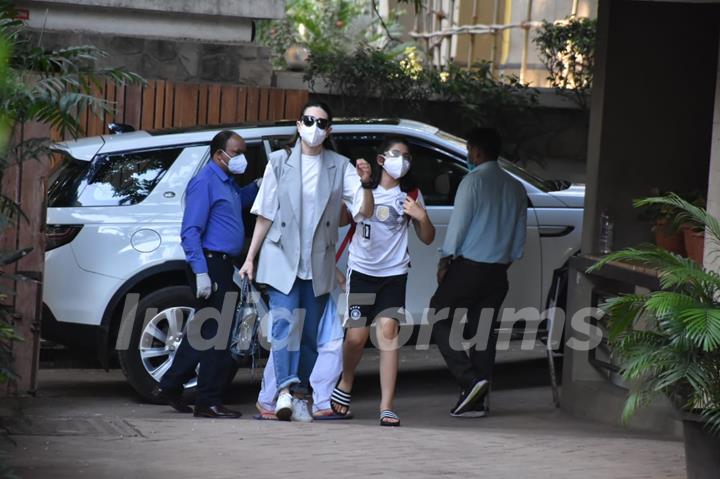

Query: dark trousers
left=430, top=257, right=509, bottom=391
left=159, top=254, right=238, bottom=407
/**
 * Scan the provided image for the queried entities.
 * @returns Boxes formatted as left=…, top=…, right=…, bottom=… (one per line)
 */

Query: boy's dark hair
left=466, top=127, right=502, bottom=160
left=210, top=130, right=239, bottom=157
left=367, top=135, right=418, bottom=193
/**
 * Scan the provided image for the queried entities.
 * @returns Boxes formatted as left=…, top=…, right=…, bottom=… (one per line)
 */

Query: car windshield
left=436, top=129, right=561, bottom=192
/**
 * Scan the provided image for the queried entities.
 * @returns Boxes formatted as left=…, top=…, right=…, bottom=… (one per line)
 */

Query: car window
left=49, top=147, right=183, bottom=207
left=334, top=133, right=384, bottom=166
left=334, top=133, right=466, bottom=206
left=232, top=141, right=267, bottom=239
left=405, top=140, right=466, bottom=206
left=233, top=141, right=267, bottom=188
left=47, top=151, right=91, bottom=207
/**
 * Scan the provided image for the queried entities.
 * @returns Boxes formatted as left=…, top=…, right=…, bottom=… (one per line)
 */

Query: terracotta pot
left=683, top=225, right=705, bottom=265
left=654, top=218, right=685, bottom=255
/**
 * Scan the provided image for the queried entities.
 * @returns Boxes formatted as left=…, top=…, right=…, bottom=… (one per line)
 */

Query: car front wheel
left=117, top=285, right=199, bottom=402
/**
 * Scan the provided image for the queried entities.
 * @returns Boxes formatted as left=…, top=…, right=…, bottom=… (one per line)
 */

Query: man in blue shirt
left=430, top=127, right=527, bottom=418
left=158, top=130, right=259, bottom=418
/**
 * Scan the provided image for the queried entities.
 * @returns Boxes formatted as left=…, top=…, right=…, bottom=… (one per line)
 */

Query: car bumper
left=43, top=244, right=124, bottom=329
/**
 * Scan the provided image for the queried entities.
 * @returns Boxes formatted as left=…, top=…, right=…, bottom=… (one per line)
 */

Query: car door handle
left=539, top=226, right=574, bottom=237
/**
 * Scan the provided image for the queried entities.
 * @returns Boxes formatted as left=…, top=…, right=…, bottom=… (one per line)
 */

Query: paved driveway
left=2, top=347, right=685, bottom=479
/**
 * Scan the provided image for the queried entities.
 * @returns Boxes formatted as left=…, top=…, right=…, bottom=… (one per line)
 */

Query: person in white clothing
left=330, top=137, right=436, bottom=426
left=240, top=102, right=373, bottom=422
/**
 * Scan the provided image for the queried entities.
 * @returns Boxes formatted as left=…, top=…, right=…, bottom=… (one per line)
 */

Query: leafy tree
left=258, top=0, right=403, bottom=68
left=534, top=17, right=596, bottom=111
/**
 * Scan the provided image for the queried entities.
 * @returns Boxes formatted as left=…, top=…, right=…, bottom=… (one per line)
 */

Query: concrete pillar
left=706, top=37, right=720, bottom=274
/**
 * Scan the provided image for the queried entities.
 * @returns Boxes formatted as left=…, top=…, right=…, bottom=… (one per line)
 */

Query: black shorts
left=347, top=270, right=407, bottom=327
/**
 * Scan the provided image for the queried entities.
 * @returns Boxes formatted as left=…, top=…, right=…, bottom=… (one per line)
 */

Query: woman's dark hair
left=368, top=135, right=418, bottom=193
left=285, top=101, right=336, bottom=152
left=210, top=130, right=238, bottom=157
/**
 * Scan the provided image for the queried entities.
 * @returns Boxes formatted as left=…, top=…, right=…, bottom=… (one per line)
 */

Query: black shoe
left=194, top=405, right=242, bottom=419
left=452, top=392, right=488, bottom=418
left=155, top=387, right=192, bottom=413
left=450, top=379, right=489, bottom=416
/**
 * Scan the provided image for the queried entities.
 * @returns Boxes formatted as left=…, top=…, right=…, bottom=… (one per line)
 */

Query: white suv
left=44, top=119, right=584, bottom=401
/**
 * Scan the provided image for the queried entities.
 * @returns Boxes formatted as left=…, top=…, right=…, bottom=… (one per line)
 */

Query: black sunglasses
left=301, top=115, right=331, bottom=130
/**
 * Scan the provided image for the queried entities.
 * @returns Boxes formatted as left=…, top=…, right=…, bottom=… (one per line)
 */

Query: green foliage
left=304, top=44, right=537, bottom=156
left=304, top=45, right=430, bottom=112
left=0, top=1, right=142, bottom=388
left=588, top=195, right=720, bottom=435
left=257, top=0, right=402, bottom=69
left=636, top=191, right=707, bottom=230
left=1, top=4, right=143, bottom=138
left=534, top=17, right=597, bottom=111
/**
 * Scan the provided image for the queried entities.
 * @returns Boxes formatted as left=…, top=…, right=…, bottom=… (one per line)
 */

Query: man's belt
left=203, top=249, right=237, bottom=262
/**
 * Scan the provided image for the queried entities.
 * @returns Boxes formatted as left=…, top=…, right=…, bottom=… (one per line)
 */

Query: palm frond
left=10, top=137, right=50, bottom=165
left=93, top=68, right=145, bottom=86
left=701, top=407, right=720, bottom=436
left=622, top=388, right=654, bottom=424
left=588, top=246, right=720, bottom=298
left=600, top=294, right=646, bottom=339
left=676, top=307, right=720, bottom=352
left=634, top=194, right=720, bottom=250
left=0, top=193, right=27, bottom=229
left=643, top=291, right=699, bottom=320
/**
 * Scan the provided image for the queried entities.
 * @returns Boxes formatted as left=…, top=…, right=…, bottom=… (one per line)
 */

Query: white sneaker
left=291, top=397, right=313, bottom=423
left=275, top=391, right=293, bottom=421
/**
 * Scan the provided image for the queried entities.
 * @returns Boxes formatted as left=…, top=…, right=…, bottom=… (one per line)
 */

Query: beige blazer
left=255, top=142, right=348, bottom=296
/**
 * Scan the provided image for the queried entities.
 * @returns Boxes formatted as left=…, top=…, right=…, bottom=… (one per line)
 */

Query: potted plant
left=638, top=192, right=685, bottom=255
left=681, top=194, right=707, bottom=265
left=588, top=193, right=720, bottom=479
left=683, top=223, right=706, bottom=265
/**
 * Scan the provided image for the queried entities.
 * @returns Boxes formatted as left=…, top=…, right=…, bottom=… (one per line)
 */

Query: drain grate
left=2, top=416, right=143, bottom=438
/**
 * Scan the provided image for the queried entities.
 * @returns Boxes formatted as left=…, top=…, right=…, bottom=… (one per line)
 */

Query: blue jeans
left=267, top=278, right=329, bottom=393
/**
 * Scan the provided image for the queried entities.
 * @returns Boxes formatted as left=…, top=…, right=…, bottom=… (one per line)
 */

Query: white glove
left=196, top=273, right=212, bottom=299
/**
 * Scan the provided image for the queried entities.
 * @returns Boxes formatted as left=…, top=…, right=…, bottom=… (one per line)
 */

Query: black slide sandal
left=380, top=410, right=401, bottom=427
left=330, top=386, right=352, bottom=417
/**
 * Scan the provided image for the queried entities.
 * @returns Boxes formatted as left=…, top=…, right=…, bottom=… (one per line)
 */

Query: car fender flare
left=97, top=260, right=189, bottom=368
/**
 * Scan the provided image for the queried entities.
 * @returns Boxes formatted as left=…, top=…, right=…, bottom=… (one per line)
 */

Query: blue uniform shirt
left=441, top=160, right=527, bottom=264
left=181, top=161, right=259, bottom=274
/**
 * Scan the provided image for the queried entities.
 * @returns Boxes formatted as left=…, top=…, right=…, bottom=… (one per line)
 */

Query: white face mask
left=382, top=154, right=411, bottom=179
left=299, top=123, right=327, bottom=148
left=222, top=151, right=248, bottom=174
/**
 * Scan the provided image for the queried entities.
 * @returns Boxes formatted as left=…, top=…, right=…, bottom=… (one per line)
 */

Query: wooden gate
left=77, top=80, right=309, bottom=137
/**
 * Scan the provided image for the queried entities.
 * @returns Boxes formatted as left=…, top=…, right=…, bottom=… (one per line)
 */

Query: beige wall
left=383, top=0, right=597, bottom=85
left=17, top=0, right=285, bottom=43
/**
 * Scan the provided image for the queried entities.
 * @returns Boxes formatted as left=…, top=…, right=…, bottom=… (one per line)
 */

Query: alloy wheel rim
left=139, top=306, right=197, bottom=389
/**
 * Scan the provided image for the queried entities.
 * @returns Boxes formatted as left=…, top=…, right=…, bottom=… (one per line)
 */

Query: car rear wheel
left=118, top=285, right=199, bottom=402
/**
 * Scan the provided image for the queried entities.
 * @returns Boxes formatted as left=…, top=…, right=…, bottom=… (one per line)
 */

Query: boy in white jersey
left=330, top=137, right=436, bottom=426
